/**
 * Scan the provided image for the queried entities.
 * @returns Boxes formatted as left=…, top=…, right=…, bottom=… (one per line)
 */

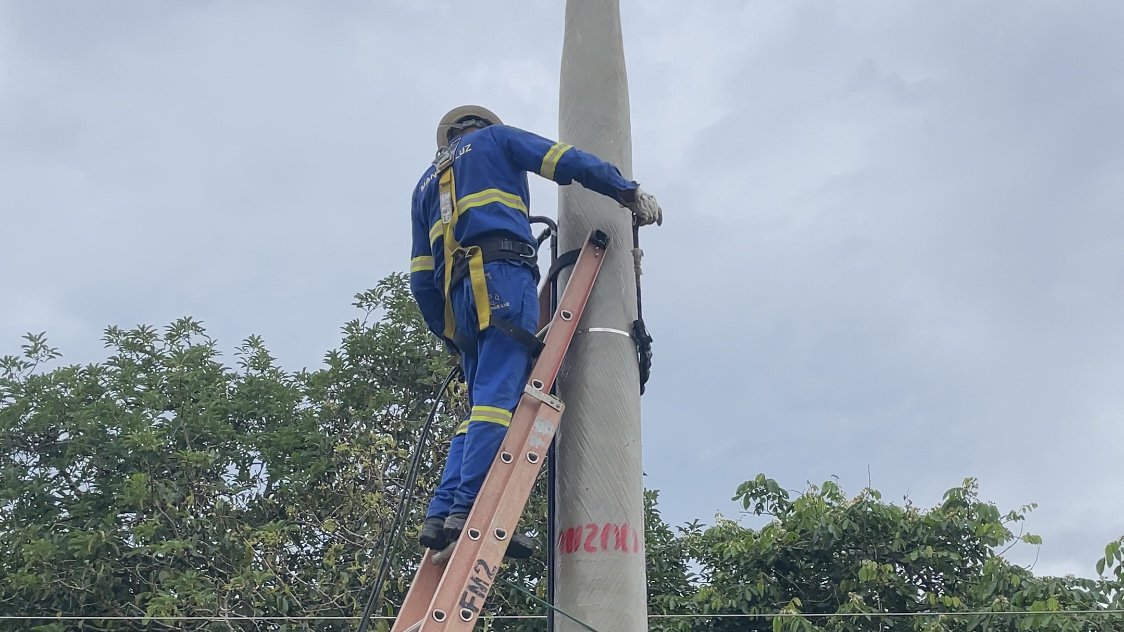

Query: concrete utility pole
left=555, top=1, right=649, bottom=631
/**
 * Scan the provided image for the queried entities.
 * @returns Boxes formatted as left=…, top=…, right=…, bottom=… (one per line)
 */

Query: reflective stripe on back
left=457, top=188, right=528, bottom=215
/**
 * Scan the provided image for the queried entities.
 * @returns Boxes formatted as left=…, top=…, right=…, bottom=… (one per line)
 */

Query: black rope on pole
left=632, top=222, right=653, bottom=395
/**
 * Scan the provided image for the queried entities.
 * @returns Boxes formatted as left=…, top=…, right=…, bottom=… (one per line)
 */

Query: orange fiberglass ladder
left=390, top=229, right=610, bottom=632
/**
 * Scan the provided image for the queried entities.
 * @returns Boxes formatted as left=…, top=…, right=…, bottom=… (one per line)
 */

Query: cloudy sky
left=3, top=1, right=1122, bottom=578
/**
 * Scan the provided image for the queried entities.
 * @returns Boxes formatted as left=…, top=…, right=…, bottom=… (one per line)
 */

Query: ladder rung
left=390, top=231, right=609, bottom=632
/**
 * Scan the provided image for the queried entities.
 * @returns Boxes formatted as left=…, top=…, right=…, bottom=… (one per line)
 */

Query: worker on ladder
left=408, top=105, right=663, bottom=556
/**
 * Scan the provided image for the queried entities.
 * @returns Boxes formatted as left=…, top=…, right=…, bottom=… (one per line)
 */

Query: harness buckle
left=502, top=239, right=536, bottom=259
left=433, top=144, right=455, bottom=172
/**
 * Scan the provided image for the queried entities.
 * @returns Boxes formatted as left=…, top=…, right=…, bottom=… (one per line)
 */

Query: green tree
left=4, top=273, right=1121, bottom=632
left=0, top=275, right=460, bottom=631
left=0, top=273, right=691, bottom=632
left=671, top=475, right=1124, bottom=632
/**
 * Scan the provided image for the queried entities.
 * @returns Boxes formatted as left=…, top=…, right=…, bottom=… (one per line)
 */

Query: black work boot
left=444, top=514, right=537, bottom=559
left=419, top=516, right=447, bottom=550
left=504, top=533, right=537, bottom=559
left=443, top=513, right=468, bottom=544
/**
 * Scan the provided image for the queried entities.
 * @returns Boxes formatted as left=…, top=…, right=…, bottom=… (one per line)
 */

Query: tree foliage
left=2, top=274, right=1121, bottom=631
left=661, top=476, right=1124, bottom=632
left=1, top=275, right=457, bottom=630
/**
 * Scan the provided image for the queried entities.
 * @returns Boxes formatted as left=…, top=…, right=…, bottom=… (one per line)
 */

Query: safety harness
left=434, top=143, right=544, bottom=356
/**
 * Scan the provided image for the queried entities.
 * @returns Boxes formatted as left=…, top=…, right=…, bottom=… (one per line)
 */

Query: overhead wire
left=6, top=610, right=1123, bottom=623
left=499, top=577, right=601, bottom=632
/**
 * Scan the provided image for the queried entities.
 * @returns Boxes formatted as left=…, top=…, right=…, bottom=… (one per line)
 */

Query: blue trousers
left=427, top=261, right=539, bottom=518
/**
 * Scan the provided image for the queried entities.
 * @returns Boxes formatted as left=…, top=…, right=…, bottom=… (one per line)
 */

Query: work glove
left=623, top=187, right=663, bottom=226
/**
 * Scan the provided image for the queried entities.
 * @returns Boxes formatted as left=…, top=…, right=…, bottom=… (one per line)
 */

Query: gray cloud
left=2, top=0, right=1122, bottom=577
left=630, top=0, right=1124, bottom=576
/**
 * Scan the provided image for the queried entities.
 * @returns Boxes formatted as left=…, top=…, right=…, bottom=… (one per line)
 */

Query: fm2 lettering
left=459, top=558, right=497, bottom=616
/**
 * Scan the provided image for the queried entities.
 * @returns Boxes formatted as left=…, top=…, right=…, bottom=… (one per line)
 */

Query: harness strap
left=447, top=237, right=543, bottom=355
left=466, top=246, right=491, bottom=331
left=491, top=318, right=545, bottom=356
left=448, top=236, right=539, bottom=288
left=435, top=148, right=541, bottom=354
left=439, top=166, right=461, bottom=342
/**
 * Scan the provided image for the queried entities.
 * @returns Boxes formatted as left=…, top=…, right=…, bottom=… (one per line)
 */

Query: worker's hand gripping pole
left=390, top=231, right=609, bottom=632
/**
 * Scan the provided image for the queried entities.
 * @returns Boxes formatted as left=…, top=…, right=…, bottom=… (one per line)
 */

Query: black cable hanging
left=356, top=366, right=461, bottom=632
left=533, top=218, right=561, bottom=632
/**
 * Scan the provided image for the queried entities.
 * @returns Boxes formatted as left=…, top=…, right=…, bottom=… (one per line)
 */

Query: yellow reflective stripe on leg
left=456, top=188, right=528, bottom=215
left=410, top=255, right=434, bottom=273
left=467, top=404, right=512, bottom=425
left=540, top=143, right=572, bottom=180
left=469, top=417, right=511, bottom=427
left=470, top=405, right=513, bottom=426
left=457, top=407, right=512, bottom=433
left=467, top=247, right=491, bottom=331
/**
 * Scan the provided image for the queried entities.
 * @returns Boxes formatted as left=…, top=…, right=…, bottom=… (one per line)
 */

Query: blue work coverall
left=409, top=124, right=637, bottom=519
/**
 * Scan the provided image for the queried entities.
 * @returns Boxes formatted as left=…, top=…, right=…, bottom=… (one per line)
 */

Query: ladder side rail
left=525, top=231, right=607, bottom=393
left=390, top=549, right=444, bottom=632
left=415, top=389, right=552, bottom=630
left=415, top=232, right=607, bottom=631
left=433, top=400, right=564, bottom=631
left=391, top=234, right=596, bottom=632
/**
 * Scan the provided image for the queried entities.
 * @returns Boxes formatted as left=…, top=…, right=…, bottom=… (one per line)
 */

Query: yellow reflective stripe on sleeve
left=429, top=220, right=443, bottom=246
left=456, top=188, right=528, bottom=215
left=410, top=255, right=434, bottom=273
left=455, top=419, right=470, bottom=435
left=470, top=405, right=513, bottom=427
left=540, top=143, right=572, bottom=180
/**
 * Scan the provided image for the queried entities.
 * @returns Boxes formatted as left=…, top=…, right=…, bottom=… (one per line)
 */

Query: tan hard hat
left=436, top=105, right=503, bottom=148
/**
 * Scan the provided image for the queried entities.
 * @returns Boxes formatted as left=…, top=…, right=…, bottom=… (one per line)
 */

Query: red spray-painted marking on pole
left=557, top=522, right=641, bottom=555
